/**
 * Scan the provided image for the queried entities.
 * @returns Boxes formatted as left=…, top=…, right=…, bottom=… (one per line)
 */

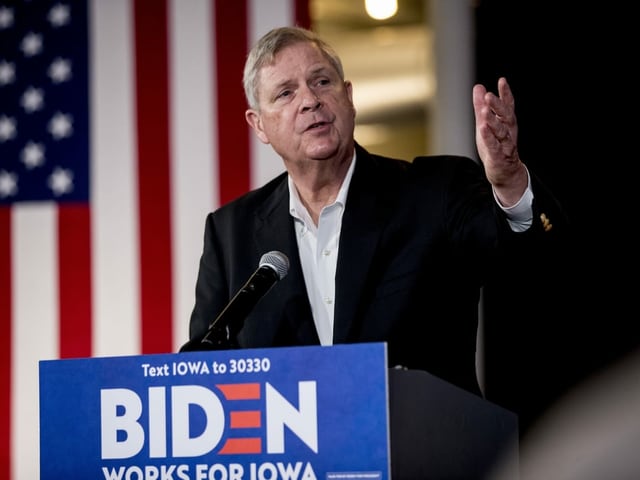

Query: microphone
left=180, top=251, right=289, bottom=352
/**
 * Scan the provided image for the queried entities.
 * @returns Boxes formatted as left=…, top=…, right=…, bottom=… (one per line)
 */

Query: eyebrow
left=269, top=65, right=333, bottom=94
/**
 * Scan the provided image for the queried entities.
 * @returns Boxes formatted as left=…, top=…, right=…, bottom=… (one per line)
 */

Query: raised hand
left=472, top=77, right=528, bottom=207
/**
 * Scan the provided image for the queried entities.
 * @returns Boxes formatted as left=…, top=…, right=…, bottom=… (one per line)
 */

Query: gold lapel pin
left=540, top=213, right=553, bottom=232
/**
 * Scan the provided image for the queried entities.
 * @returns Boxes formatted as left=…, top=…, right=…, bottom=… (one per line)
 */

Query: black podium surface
left=388, top=368, right=518, bottom=479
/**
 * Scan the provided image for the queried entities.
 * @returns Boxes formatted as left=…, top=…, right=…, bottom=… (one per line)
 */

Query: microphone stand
left=178, top=326, right=237, bottom=352
left=178, top=250, right=289, bottom=354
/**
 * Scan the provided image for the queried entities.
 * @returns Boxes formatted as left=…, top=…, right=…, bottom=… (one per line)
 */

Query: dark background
left=474, top=1, right=637, bottom=439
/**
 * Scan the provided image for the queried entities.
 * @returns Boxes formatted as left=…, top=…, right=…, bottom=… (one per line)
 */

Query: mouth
left=306, top=121, right=329, bottom=131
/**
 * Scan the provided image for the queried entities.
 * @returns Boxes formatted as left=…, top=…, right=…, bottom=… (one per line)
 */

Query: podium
left=388, top=368, right=518, bottom=479
left=39, top=344, right=517, bottom=479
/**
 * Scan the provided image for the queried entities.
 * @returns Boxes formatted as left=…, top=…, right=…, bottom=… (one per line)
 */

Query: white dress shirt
left=288, top=155, right=356, bottom=345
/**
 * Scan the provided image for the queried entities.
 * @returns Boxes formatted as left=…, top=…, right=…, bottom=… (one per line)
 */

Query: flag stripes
left=1, top=1, right=307, bottom=478
left=133, top=0, right=175, bottom=354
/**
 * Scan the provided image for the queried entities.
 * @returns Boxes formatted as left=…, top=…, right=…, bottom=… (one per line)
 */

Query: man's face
left=245, top=41, right=356, bottom=164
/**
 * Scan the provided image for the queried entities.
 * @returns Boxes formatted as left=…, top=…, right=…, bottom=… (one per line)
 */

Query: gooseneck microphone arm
left=179, top=251, right=289, bottom=352
left=200, top=262, right=280, bottom=349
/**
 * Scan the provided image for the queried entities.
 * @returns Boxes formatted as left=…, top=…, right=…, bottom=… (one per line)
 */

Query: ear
left=345, top=80, right=353, bottom=101
left=245, top=109, right=269, bottom=144
left=344, top=81, right=356, bottom=117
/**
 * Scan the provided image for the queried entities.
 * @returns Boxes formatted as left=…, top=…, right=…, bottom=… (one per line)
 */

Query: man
left=182, top=26, right=567, bottom=397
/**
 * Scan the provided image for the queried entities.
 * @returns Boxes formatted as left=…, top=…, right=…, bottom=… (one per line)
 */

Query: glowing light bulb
left=365, top=0, right=398, bottom=20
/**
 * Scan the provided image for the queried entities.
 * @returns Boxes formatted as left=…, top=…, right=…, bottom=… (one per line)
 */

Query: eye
left=277, top=89, right=291, bottom=99
left=315, top=77, right=331, bottom=87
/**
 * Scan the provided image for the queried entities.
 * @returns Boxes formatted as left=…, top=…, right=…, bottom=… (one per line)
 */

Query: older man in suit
left=182, top=26, right=567, bottom=397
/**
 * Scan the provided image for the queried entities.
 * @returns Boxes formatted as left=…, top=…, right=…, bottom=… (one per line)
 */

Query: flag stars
left=1, top=3, right=85, bottom=204
left=0, top=60, right=15, bottom=85
left=48, top=112, right=73, bottom=139
left=21, top=32, right=43, bottom=57
left=48, top=3, right=71, bottom=28
left=0, top=115, right=17, bottom=141
left=48, top=166, right=73, bottom=196
left=48, top=57, right=72, bottom=83
left=0, top=170, right=18, bottom=198
left=0, top=6, right=13, bottom=29
left=21, top=86, right=45, bottom=113
left=21, top=141, right=46, bottom=169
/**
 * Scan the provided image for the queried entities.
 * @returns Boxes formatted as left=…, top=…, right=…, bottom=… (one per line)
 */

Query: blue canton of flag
left=0, top=0, right=89, bottom=204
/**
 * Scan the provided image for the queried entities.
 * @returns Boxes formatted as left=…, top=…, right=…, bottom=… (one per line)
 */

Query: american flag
left=0, top=0, right=309, bottom=478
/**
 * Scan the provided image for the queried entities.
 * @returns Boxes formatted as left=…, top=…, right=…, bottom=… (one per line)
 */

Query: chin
left=306, top=138, right=347, bottom=160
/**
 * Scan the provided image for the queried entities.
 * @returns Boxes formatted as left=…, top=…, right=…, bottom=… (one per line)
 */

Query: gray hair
left=243, top=26, right=345, bottom=110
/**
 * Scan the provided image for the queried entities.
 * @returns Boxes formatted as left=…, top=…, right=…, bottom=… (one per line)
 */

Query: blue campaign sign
left=39, top=343, right=390, bottom=480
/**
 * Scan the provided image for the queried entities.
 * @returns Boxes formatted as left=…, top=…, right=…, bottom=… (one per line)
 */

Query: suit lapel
left=248, top=150, right=401, bottom=346
left=333, top=147, right=399, bottom=343
left=252, top=177, right=319, bottom=344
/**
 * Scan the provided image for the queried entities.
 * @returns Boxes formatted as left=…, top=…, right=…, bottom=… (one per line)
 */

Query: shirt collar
left=288, top=151, right=357, bottom=219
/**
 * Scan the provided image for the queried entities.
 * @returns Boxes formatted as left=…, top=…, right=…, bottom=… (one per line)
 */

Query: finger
left=495, top=125, right=510, bottom=142
left=490, top=119, right=510, bottom=143
left=486, top=94, right=511, bottom=121
left=472, top=84, right=488, bottom=120
left=483, top=98, right=510, bottom=136
left=497, top=77, right=514, bottom=104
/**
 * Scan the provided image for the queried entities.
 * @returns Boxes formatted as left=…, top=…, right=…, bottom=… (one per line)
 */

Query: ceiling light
left=365, top=0, right=398, bottom=20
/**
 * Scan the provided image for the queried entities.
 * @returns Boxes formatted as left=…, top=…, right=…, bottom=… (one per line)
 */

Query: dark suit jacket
left=187, top=143, right=567, bottom=396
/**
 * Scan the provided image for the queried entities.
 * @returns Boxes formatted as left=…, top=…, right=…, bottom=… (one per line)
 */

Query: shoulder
left=354, top=142, right=410, bottom=173
left=356, top=146, right=482, bottom=189
left=209, top=171, right=289, bottom=222
left=355, top=142, right=479, bottom=177
left=411, top=154, right=481, bottom=176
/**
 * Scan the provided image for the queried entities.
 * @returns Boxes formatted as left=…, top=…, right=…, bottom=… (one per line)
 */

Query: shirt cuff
left=493, top=168, right=534, bottom=232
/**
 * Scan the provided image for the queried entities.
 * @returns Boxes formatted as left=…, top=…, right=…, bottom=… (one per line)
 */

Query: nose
left=300, top=87, right=321, bottom=112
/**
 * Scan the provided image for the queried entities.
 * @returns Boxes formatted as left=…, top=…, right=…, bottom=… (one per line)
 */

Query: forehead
left=260, top=42, right=333, bottom=83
